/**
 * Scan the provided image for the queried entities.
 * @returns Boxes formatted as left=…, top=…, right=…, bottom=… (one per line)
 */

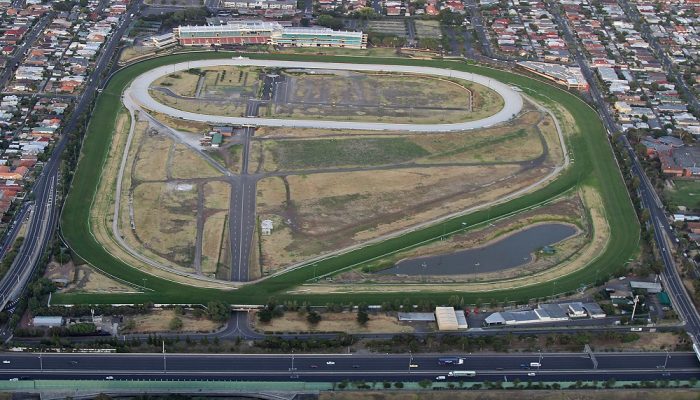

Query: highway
left=0, top=351, right=695, bottom=382
left=0, top=1, right=142, bottom=315
left=128, top=59, right=524, bottom=132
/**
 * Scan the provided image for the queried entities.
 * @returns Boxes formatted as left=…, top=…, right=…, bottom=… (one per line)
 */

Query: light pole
left=408, top=350, right=413, bottom=373
left=663, top=350, right=671, bottom=369
left=162, top=340, right=166, bottom=373
left=538, top=350, right=543, bottom=370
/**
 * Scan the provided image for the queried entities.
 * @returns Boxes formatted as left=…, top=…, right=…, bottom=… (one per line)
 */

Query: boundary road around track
left=128, top=58, right=524, bottom=132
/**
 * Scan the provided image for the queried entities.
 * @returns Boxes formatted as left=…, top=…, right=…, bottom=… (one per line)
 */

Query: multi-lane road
left=0, top=352, right=696, bottom=382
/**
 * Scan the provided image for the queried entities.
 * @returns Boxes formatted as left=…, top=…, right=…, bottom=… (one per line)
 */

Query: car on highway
left=310, top=364, right=318, bottom=369
left=105, top=376, right=114, bottom=380
left=326, top=361, right=335, bottom=365
left=8, top=378, right=17, bottom=381
left=352, top=365, right=360, bottom=369
left=527, top=372, right=536, bottom=377
left=2, top=360, right=9, bottom=364
left=435, top=376, right=446, bottom=380
left=409, top=364, right=419, bottom=368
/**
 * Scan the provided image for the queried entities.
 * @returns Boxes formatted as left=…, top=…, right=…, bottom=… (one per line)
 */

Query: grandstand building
left=272, top=27, right=367, bottom=48
left=175, top=20, right=367, bottom=49
left=175, top=20, right=280, bottom=46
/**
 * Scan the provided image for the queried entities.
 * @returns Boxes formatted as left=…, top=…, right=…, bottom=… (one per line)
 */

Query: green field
left=264, top=137, right=429, bottom=170
left=56, top=52, right=639, bottom=306
left=667, top=179, right=700, bottom=211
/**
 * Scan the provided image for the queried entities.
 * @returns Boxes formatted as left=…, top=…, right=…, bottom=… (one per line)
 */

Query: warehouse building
left=484, top=302, right=606, bottom=326
left=32, top=316, right=64, bottom=328
left=435, top=307, right=459, bottom=331
left=434, top=307, right=468, bottom=331
left=175, top=20, right=367, bottom=49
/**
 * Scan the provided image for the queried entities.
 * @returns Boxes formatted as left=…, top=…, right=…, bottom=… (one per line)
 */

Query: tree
left=317, top=14, right=344, bottom=30
left=169, top=317, right=183, bottom=331
left=357, top=310, right=370, bottom=326
left=68, top=323, right=96, bottom=336
left=418, top=379, right=432, bottom=388
left=307, top=311, right=322, bottom=325
left=206, top=300, right=230, bottom=322
left=257, top=308, right=273, bottom=323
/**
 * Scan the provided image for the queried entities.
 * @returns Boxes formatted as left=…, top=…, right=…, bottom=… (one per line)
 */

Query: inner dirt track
left=127, top=58, right=524, bottom=132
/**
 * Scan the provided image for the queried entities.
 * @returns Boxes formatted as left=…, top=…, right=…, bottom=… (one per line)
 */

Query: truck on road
left=448, top=371, right=476, bottom=377
left=438, top=357, right=464, bottom=365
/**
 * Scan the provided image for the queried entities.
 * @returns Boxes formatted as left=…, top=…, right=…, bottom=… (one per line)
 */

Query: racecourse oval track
left=127, top=58, right=524, bottom=132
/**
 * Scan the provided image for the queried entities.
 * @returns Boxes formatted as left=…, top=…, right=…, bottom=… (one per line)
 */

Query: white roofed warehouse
left=435, top=307, right=459, bottom=331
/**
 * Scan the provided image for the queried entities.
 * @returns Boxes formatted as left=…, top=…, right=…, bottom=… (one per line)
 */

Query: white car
left=435, top=376, right=446, bottom=380
left=2, top=360, right=10, bottom=364
left=528, top=372, right=536, bottom=377
left=8, top=378, right=17, bottom=381
left=326, top=361, right=335, bottom=365
left=105, top=376, right=114, bottom=380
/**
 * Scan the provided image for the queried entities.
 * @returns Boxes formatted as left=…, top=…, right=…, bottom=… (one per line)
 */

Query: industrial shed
left=435, top=307, right=459, bottom=331
left=32, top=316, right=63, bottom=328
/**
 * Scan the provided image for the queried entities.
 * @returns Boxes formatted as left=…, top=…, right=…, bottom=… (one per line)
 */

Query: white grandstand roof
left=177, top=20, right=282, bottom=33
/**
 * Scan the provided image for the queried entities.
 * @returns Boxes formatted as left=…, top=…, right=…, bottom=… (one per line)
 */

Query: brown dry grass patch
left=169, top=144, right=221, bottom=179
left=133, top=130, right=171, bottom=182
left=201, top=211, right=227, bottom=276
left=203, top=180, right=230, bottom=210
left=151, top=72, right=200, bottom=97
left=252, top=311, right=414, bottom=334
left=122, top=309, right=221, bottom=333
left=132, top=181, right=198, bottom=265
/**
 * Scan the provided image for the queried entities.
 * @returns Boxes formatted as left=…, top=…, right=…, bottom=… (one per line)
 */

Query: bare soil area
left=61, top=264, right=135, bottom=294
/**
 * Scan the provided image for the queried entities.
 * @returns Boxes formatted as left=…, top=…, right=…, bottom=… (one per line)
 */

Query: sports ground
left=56, top=52, right=639, bottom=306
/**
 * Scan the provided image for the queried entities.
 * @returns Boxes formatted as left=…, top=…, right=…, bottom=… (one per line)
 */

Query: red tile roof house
left=688, top=221, right=700, bottom=234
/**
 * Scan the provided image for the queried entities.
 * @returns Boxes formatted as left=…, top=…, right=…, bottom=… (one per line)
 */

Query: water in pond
left=376, top=223, right=577, bottom=276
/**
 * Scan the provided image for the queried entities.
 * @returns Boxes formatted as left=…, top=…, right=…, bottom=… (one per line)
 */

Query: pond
left=375, top=223, right=578, bottom=276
